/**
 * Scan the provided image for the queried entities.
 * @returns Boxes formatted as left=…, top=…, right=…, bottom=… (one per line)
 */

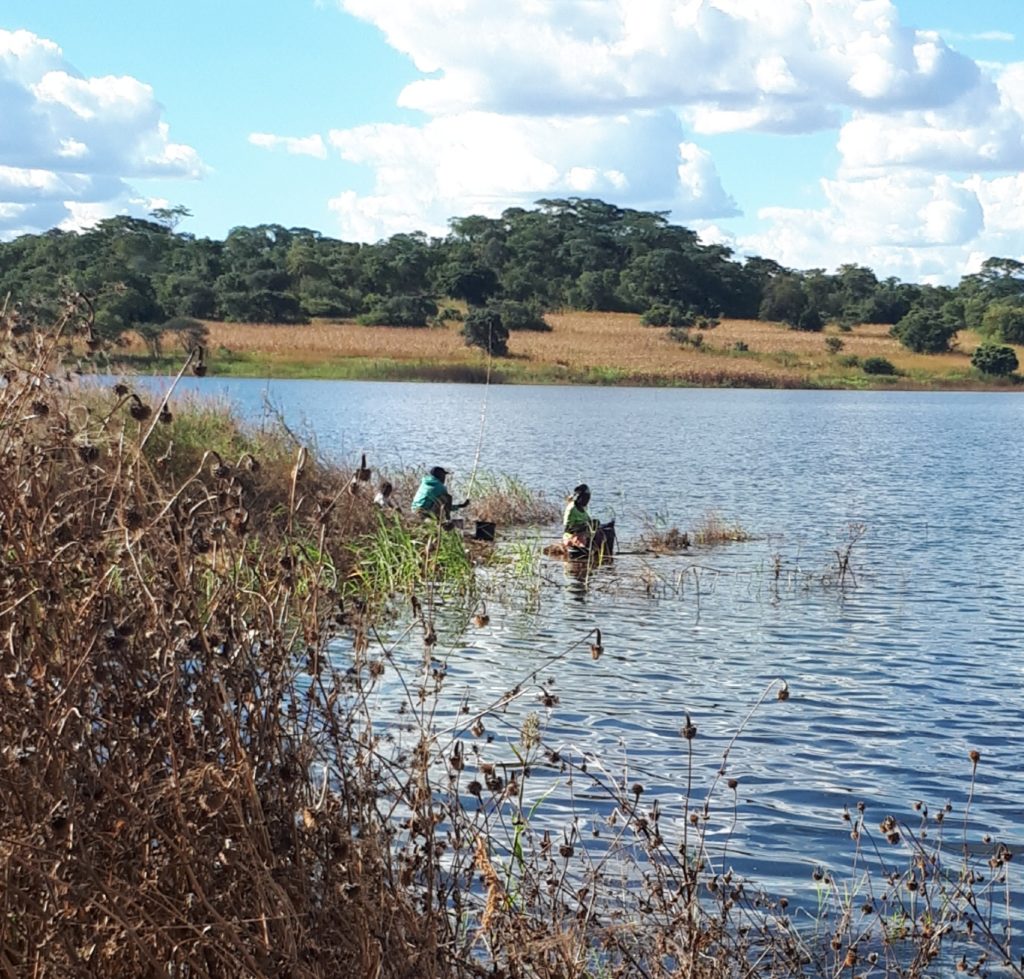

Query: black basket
left=474, top=520, right=496, bottom=542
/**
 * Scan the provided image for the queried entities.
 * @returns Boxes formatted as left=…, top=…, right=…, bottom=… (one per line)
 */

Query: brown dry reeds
left=691, top=510, right=752, bottom=546
left=0, top=298, right=442, bottom=977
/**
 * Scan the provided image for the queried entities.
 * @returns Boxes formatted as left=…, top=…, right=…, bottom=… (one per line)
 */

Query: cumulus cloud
left=248, top=133, right=327, bottom=158
left=0, top=28, right=203, bottom=237
left=324, top=110, right=737, bottom=240
left=735, top=170, right=1009, bottom=282
left=838, top=63, right=1024, bottom=172
left=340, top=0, right=980, bottom=120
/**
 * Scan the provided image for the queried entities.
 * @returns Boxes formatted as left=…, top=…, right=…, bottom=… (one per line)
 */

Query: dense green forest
left=2, top=198, right=1023, bottom=359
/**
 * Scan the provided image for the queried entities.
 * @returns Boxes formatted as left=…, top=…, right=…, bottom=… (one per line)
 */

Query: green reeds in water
left=348, top=512, right=476, bottom=603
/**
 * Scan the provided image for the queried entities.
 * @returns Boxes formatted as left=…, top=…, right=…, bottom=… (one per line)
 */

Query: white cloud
left=325, top=110, right=737, bottom=240
left=838, top=64, right=1024, bottom=172
left=0, top=29, right=203, bottom=237
left=737, top=170, right=1008, bottom=282
left=943, top=31, right=1016, bottom=44
left=340, top=0, right=980, bottom=121
left=248, top=132, right=328, bottom=159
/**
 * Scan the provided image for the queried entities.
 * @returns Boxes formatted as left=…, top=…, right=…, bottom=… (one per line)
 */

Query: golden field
left=121, top=311, right=1015, bottom=389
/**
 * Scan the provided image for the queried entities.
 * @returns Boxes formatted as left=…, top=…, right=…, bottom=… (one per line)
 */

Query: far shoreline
left=110, top=311, right=1024, bottom=393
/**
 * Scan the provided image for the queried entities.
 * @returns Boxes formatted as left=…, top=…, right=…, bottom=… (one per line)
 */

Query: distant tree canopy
left=0, top=198, right=1017, bottom=353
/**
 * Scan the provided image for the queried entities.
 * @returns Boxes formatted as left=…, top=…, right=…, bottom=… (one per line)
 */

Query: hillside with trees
left=1, top=198, right=1022, bottom=367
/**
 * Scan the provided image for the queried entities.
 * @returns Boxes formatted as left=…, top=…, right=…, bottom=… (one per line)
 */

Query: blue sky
left=2, top=0, right=1023, bottom=284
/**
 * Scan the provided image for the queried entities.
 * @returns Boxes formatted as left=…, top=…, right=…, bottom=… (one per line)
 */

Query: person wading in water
left=562, top=483, right=614, bottom=559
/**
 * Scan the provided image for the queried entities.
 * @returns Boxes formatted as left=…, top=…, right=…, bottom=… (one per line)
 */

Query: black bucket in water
left=474, top=520, right=496, bottom=542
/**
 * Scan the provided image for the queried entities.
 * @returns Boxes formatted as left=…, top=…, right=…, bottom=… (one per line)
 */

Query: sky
left=1, top=0, right=1023, bottom=284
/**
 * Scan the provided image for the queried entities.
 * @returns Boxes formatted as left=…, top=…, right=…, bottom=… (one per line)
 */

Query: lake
left=142, top=376, right=1024, bottom=909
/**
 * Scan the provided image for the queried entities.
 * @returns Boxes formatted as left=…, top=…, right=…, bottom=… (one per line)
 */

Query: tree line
left=1, top=198, right=1022, bottom=367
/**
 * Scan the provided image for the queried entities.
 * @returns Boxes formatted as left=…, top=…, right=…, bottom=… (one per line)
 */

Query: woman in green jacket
left=562, top=484, right=614, bottom=558
left=411, top=466, right=469, bottom=522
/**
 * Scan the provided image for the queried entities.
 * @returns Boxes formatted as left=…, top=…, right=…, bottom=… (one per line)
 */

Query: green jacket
left=563, top=500, right=596, bottom=541
left=412, top=474, right=451, bottom=516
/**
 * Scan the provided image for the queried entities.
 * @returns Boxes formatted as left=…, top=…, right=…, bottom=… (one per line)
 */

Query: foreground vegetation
left=114, top=311, right=1024, bottom=389
left=3, top=299, right=1021, bottom=977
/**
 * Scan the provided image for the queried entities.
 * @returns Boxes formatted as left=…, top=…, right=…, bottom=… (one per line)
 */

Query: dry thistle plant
left=0, top=298, right=441, bottom=977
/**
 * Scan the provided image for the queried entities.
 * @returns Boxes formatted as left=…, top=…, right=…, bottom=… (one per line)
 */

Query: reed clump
left=638, top=514, right=692, bottom=553
left=691, top=510, right=752, bottom=546
left=469, top=472, right=560, bottom=526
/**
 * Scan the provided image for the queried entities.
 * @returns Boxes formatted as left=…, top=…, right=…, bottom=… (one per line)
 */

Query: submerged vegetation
left=2, top=298, right=1022, bottom=977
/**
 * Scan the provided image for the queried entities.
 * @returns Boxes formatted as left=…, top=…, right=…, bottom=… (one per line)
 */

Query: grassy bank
left=113, top=311, right=1024, bottom=389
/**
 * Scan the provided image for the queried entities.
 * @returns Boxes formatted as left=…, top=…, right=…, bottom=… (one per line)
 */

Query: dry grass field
left=121, top=311, right=1009, bottom=388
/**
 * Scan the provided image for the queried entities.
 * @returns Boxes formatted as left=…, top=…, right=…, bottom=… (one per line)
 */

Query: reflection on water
left=141, top=377, right=1024, bottom=903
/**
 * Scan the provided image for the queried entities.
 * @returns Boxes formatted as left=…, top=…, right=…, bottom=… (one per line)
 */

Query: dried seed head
left=158, top=405, right=173, bottom=425
left=681, top=713, right=697, bottom=739
left=969, top=749, right=981, bottom=765
left=727, top=778, right=738, bottom=790
left=520, top=712, right=540, bottom=749
left=777, top=680, right=790, bottom=701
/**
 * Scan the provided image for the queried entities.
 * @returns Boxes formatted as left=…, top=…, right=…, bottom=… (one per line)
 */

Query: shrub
left=837, top=354, right=861, bottom=368
left=981, top=302, right=1024, bottom=344
left=357, top=294, right=437, bottom=327
left=461, top=307, right=509, bottom=356
left=489, top=299, right=550, bottom=332
left=971, top=343, right=1019, bottom=376
left=824, top=336, right=844, bottom=354
left=862, top=356, right=896, bottom=375
left=428, top=305, right=464, bottom=327
left=793, top=306, right=824, bottom=332
left=891, top=306, right=958, bottom=353
left=641, top=303, right=695, bottom=328
left=162, top=315, right=209, bottom=353
left=732, top=341, right=749, bottom=352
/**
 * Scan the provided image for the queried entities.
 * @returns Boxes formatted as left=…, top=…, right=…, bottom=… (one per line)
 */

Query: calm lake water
left=143, top=377, right=1024, bottom=907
